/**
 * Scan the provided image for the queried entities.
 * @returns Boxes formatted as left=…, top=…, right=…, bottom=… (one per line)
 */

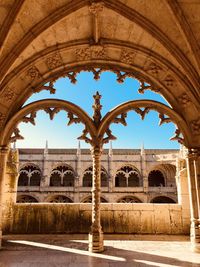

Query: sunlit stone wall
left=2, top=203, right=190, bottom=234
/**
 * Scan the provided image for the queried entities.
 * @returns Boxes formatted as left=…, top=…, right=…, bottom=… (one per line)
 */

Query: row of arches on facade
left=18, top=164, right=176, bottom=188
left=17, top=194, right=176, bottom=203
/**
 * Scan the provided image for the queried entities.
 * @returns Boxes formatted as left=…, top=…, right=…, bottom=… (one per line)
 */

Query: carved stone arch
left=19, top=162, right=41, bottom=172
left=0, top=43, right=200, bottom=146
left=81, top=195, right=108, bottom=203
left=150, top=195, right=176, bottom=204
left=18, top=163, right=42, bottom=187
left=99, top=99, right=193, bottom=147
left=17, top=194, right=39, bottom=203
left=148, top=163, right=176, bottom=187
left=82, top=165, right=109, bottom=187
left=117, top=195, right=142, bottom=203
left=0, top=99, right=97, bottom=147
left=114, top=164, right=142, bottom=187
left=0, top=0, right=198, bottom=88
left=45, top=194, right=73, bottom=203
left=1, top=42, right=198, bottom=111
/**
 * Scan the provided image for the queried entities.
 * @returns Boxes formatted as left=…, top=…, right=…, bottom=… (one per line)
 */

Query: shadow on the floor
left=1, top=238, right=200, bottom=267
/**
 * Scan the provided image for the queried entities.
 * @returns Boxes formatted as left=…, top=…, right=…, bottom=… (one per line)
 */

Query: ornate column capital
left=186, top=148, right=200, bottom=160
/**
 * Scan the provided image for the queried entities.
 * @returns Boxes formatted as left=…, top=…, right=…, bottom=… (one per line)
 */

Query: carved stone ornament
left=78, top=127, right=92, bottom=145
left=146, top=62, right=163, bottom=75
left=178, top=92, right=190, bottom=106
left=103, top=129, right=116, bottom=144
left=120, top=49, right=135, bottom=64
left=89, top=2, right=104, bottom=16
left=92, top=91, right=102, bottom=125
left=2, top=88, right=15, bottom=101
left=190, top=117, right=200, bottom=135
left=158, top=113, right=171, bottom=126
left=170, top=128, right=184, bottom=144
left=164, top=74, right=175, bottom=87
left=22, top=111, right=37, bottom=125
left=134, top=107, right=150, bottom=120
left=0, top=112, right=6, bottom=128
left=75, top=46, right=106, bottom=61
left=34, top=80, right=56, bottom=94
left=46, top=53, right=62, bottom=69
left=27, top=66, right=41, bottom=80
left=10, top=128, right=24, bottom=143
left=43, top=107, right=61, bottom=120
left=138, top=81, right=160, bottom=94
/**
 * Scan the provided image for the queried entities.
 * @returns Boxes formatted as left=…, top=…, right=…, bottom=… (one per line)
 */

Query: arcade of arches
left=0, top=0, right=200, bottom=254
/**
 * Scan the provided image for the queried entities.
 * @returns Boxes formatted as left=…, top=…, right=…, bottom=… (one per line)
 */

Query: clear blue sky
left=16, top=71, right=179, bottom=149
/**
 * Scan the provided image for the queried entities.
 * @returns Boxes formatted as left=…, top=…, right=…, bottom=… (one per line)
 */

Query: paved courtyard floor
left=0, top=235, right=200, bottom=267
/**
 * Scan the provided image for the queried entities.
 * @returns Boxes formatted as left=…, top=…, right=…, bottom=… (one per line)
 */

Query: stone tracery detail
left=27, top=66, right=41, bottom=80
left=190, top=117, right=200, bottom=135
left=164, top=74, right=175, bottom=87
left=113, top=113, right=127, bottom=126
left=1, top=88, right=15, bottom=101
left=34, top=81, right=56, bottom=94
left=170, top=128, right=184, bottom=144
left=43, top=107, right=61, bottom=120
left=46, top=53, right=63, bottom=69
left=146, top=62, right=163, bottom=75
left=22, top=111, right=37, bottom=125
left=158, top=113, right=171, bottom=126
left=10, top=128, right=24, bottom=143
left=120, top=49, right=135, bottom=64
left=134, top=107, right=150, bottom=120
left=178, top=92, right=191, bottom=106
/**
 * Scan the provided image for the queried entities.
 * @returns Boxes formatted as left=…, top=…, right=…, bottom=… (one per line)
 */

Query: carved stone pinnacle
left=92, top=91, right=102, bottom=125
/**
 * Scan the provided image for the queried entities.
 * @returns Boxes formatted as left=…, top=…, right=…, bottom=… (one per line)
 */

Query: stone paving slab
left=0, top=235, right=200, bottom=267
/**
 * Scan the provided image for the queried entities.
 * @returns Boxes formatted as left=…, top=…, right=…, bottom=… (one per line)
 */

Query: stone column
left=74, top=142, right=81, bottom=202
left=88, top=145, right=104, bottom=252
left=0, top=146, right=9, bottom=248
left=141, top=146, right=148, bottom=192
left=108, top=144, right=113, bottom=192
left=186, top=148, right=200, bottom=252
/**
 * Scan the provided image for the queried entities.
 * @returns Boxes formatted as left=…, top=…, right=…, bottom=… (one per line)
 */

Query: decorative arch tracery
left=117, top=195, right=142, bottom=203
left=18, top=164, right=41, bottom=187
left=115, top=165, right=141, bottom=187
left=82, top=166, right=108, bottom=187
left=50, top=165, right=75, bottom=187
left=48, top=195, right=73, bottom=203
left=148, top=163, right=176, bottom=187
left=81, top=196, right=108, bottom=203
left=17, top=195, right=38, bottom=203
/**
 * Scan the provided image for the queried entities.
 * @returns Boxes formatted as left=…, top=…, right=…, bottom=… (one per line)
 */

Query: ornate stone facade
left=17, top=146, right=179, bottom=204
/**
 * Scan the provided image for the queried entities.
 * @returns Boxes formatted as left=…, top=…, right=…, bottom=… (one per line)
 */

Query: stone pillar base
left=190, top=222, right=200, bottom=253
left=88, top=230, right=104, bottom=253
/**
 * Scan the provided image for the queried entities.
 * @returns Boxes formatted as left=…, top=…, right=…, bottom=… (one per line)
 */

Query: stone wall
left=2, top=203, right=190, bottom=235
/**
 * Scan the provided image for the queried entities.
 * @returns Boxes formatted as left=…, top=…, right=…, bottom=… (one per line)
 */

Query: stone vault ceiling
left=0, top=0, right=200, bottom=147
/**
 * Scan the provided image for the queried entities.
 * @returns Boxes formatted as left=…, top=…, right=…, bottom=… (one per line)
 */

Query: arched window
left=148, top=170, right=165, bottom=187
left=117, top=196, right=142, bottom=203
left=115, top=166, right=141, bottom=187
left=18, top=165, right=41, bottom=186
left=83, top=167, right=93, bottom=187
left=82, top=166, right=108, bottom=187
left=17, top=195, right=38, bottom=203
left=50, top=165, right=75, bottom=187
left=81, top=196, right=107, bottom=203
left=49, top=195, right=73, bottom=203
left=150, top=196, right=176, bottom=203
left=18, top=171, right=28, bottom=186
